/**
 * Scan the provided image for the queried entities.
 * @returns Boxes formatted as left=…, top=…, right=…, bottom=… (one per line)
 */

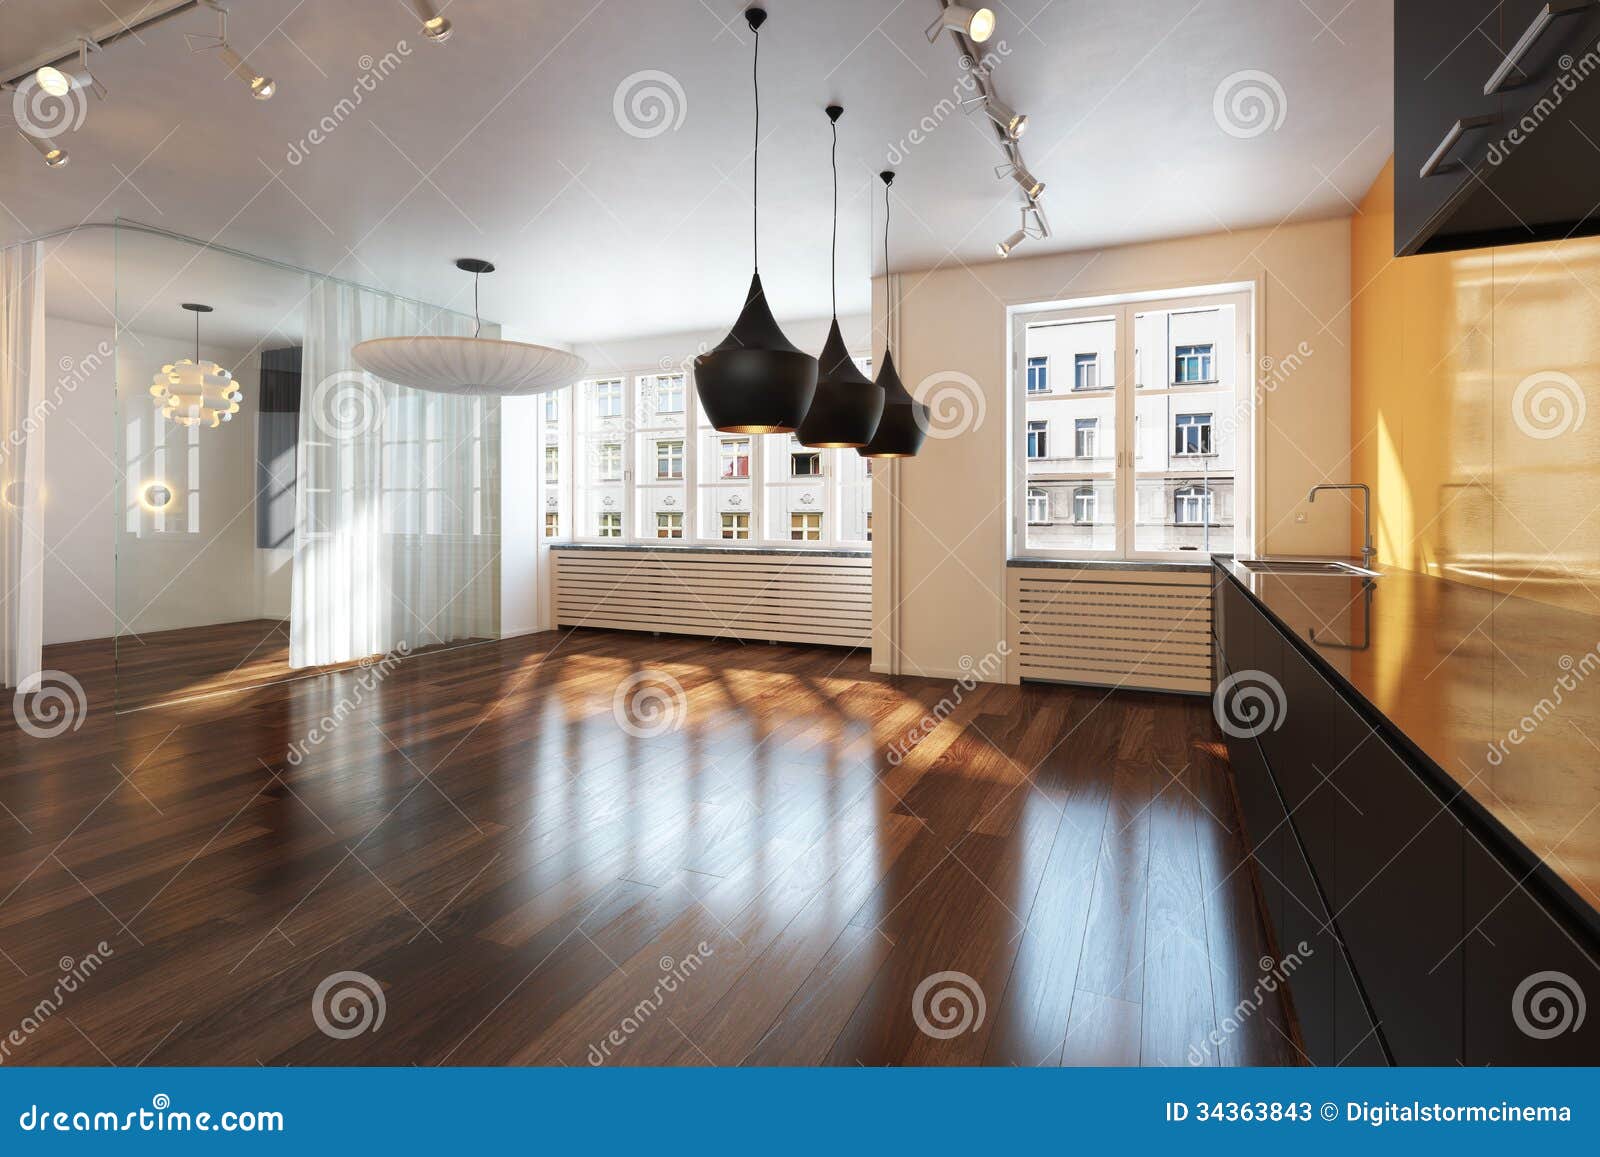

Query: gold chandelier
left=150, top=303, right=242, bottom=428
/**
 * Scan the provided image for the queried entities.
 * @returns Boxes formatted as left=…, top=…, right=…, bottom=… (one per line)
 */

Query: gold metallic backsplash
left=1353, top=160, right=1600, bottom=616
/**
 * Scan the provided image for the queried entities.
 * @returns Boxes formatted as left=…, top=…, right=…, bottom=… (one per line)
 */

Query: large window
left=562, top=364, right=870, bottom=548
left=1014, top=288, right=1250, bottom=559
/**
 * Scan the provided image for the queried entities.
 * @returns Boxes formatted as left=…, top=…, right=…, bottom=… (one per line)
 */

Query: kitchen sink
left=1238, top=559, right=1381, bottom=578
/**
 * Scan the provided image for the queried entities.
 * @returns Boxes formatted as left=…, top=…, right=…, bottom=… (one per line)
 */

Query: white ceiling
left=2, top=0, right=1395, bottom=347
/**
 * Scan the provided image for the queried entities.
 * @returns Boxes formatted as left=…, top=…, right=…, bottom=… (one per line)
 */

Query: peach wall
left=1351, top=159, right=1600, bottom=613
left=874, top=218, right=1354, bottom=679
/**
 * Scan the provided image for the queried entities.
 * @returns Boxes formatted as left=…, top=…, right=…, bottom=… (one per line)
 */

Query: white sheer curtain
left=290, top=279, right=500, bottom=668
left=0, top=243, right=45, bottom=690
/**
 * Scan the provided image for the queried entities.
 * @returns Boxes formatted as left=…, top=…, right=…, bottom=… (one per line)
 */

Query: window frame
left=1026, top=487, right=1050, bottom=525
left=1174, top=343, right=1216, bottom=385
left=1074, top=417, right=1097, bottom=459
left=1009, top=284, right=1254, bottom=563
left=1073, top=352, right=1100, bottom=392
left=1172, top=412, right=1214, bottom=457
left=564, top=364, right=872, bottom=550
left=1026, top=355, right=1050, bottom=394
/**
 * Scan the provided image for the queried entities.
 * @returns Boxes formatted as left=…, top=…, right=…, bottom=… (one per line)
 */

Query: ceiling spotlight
left=979, top=96, right=1026, bottom=139
left=926, top=5, right=995, bottom=43
left=409, top=0, right=453, bottom=42
left=218, top=44, right=274, bottom=99
left=35, top=66, right=72, bottom=96
left=33, top=40, right=105, bottom=100
left=996, top=156, right=1044, bottom=198
left=996, top=206, right=1045, bottom=258
left=19, top=131, right=68, bottom=168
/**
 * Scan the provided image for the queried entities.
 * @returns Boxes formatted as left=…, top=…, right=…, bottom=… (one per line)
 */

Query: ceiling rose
left=353, top=259, right=586, bottom=396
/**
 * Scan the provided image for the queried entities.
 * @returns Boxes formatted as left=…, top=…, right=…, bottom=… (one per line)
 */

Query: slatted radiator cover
left=1009, top=566, right=1214, bottom=694
left=554, top=549, right=871, bottom=648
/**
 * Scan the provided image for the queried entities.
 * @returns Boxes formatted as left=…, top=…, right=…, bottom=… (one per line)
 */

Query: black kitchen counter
left=1215, top=555, right=1600, bottom=925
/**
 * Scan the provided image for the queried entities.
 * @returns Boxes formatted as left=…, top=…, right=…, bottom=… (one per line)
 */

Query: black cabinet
left=1394, top=0, right=1504, bottom=255
left=1396, top=0, right=1600, bottom=255
left=1464, top=833, right=1600, bottom=1064
left=1211, top=562, right=1600, bottom=1067
left=1329, top=705, right=1464, bottom=1065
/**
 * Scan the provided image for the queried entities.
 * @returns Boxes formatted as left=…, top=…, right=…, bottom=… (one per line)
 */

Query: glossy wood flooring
left=0, top=629, right=1301, bottom=1066
left=50, top=619, right=493, bottom=712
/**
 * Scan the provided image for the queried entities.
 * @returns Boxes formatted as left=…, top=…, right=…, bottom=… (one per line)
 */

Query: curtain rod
left=5, top=219, right=485, bottom=321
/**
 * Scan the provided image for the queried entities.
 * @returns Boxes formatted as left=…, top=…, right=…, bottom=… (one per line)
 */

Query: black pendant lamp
left=860, top=171, right=928, bottom=459
left=693, top=7, right=818, bottom=435
left=797, top=106, right=885, bottom=449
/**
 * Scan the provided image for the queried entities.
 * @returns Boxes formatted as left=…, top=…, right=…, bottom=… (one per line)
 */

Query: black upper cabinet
left=1394, top=0, right=1504, bottom=255
left=1397, top=0, right=1600, bottom=255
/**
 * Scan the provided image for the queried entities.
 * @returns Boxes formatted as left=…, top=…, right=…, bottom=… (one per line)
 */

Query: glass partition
left=112, top=224, right=497, bottom=710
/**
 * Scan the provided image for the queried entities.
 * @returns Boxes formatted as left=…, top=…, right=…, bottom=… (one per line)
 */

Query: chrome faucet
left=1307, top=483, right=1375, bottom=570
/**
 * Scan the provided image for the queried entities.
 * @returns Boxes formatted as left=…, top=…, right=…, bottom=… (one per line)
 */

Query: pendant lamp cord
left=883, top=179, right=892, bottom=352
left=193, top=308, right=200, bottom=362
left=752, top=25, right=760, bottom=271
left=473, top=267, right=482, bottom=338
left=830, top=118, right=838, bottom=317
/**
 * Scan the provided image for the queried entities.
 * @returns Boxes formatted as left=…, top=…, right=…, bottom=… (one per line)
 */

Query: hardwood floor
left=0, top=628, right=1301, bottom=1066
left=46, top=619, right=492, bottom=712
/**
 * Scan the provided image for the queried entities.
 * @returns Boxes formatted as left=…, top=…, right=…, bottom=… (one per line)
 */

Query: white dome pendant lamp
left=353, top=259, right=587, bottom=396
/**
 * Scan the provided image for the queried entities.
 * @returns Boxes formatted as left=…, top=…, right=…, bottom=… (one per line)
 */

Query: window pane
left=1133, top=303, right=1236, bottom=554
left=1024, top=315, right=1115, bottom=552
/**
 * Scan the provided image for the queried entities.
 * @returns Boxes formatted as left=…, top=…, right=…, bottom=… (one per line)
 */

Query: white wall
left=872, top=217, right=1353, bottom=679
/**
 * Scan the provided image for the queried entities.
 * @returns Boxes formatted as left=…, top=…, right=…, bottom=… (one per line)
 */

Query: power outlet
left=1294, top=511, right=1308, bottom=523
